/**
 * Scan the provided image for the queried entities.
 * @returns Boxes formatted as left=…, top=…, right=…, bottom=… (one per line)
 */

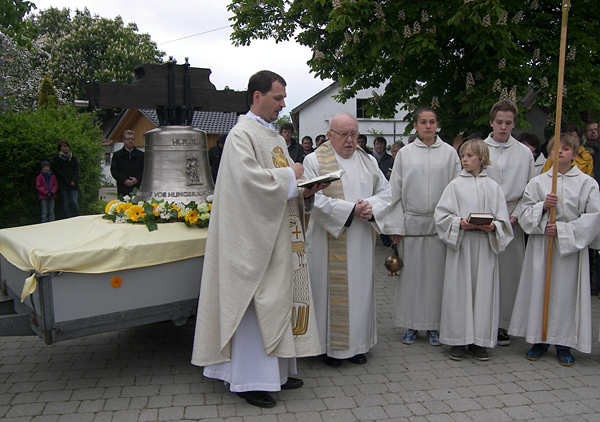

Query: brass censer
left=384, top=244, right=403, bottom=276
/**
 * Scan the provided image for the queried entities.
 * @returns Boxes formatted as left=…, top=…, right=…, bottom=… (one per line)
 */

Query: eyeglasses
left=330, top=130, right=359, bottom=140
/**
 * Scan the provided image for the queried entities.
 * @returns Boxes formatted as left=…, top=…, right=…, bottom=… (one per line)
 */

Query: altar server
left=435, top=139, right=513, bottom=361
left=483, top=100, right=535, bottom=346
left=383, top=107, right=461, bottom=347
left=509, top=133, right=600, bottom=366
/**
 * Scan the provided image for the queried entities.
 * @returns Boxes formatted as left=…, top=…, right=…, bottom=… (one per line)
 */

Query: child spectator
left=435, top=139, right=513, bottom=360
left=509, top=133, right=600, bottom=366
left=36, top=160, right=58, bottom=222
left=483, top=100, right=535, bottom=346
left=383, top=107, right=461, bottom=347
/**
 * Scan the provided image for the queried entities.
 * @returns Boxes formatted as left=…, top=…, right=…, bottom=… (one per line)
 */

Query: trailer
left=0, top=215, right=206, bottom=345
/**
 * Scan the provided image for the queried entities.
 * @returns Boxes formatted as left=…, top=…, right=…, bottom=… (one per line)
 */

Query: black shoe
left=468, top=344, right=490, bottom=361
left=323, top=355, right=342, bottom=367
left=347, top=354, right=367, bottom=364
left=497, top=328, right=511, bottom=346
left=449, top=346, right=466, bottom=361
left=236, top=391, right=276, bottom=408
left=281, top=377, right=304, bottom=389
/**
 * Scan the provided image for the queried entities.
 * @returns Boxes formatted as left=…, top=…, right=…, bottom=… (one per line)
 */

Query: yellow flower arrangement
left=103, top=192, right=212, bottom=232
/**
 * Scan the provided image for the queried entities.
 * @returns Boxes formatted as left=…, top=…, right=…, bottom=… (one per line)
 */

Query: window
left=356, top=99, right=371, bottom=119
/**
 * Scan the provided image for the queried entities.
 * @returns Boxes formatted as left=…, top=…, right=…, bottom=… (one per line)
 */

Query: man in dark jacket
left=111, top=130, right=145, bottom=197
left=280, top=122, right=304, bottom=163
left=373, top=137, right=394, bottom=180
left=209, top=133, right=227, bottom=183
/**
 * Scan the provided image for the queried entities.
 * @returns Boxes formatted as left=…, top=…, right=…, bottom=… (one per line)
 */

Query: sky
left=29, top=0, right=333, bottom=115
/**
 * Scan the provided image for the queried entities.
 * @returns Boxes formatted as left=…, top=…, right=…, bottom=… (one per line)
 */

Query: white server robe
left=304, top=150, right=391, bottom=359
left=382, top=137, right=461, bottom=330
left=484, top=134, right=535, bottom=327
left=435, top=170, right=514, bottom=347
left=509, top=167, right=600, bottom=352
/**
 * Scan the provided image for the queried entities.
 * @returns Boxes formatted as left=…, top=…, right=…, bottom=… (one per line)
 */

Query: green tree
left=0, top=0, right=36, bottom=47
left=30, top=7, right=165, bottom=103
left=0, top=106, right=104, bottom=228
left=228, top=0, right=600, bottom=136
left=38, top=74, right=59, bottom=109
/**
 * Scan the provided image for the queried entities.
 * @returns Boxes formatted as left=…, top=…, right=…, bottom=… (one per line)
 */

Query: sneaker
left=402, top=329, right=418, bottom=345
left=468, top=344, right=490, bottom=361
left=449, top=346, right=466, bottom=361
left=497, top=328, right=511, bottom=346
left=426, top=330, right=441, bottom=346
left=526, top=344, right=548, bottom=361
left=557, top=348, right=574, bottom=366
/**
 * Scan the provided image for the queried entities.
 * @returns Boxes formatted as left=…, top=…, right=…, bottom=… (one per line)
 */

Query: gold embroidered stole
left=315, top=142, right=350, bottom=349
left=271, top=145, right=310, bottom=335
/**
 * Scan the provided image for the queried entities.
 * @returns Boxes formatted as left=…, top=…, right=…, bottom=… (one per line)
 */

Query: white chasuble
left=435, top=170, right=513, bottom=347
left=304, top=143, right=391, bottom=359
left=383, top=137, right=461, bottom=330
left=192, top=116, right=321, bottom=391
left=484, top=134, right=535, bottom=327
left=509, top=168, right=600, bottom=352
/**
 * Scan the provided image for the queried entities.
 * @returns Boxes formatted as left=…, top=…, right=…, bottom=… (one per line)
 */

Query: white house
left=291, top=82, right=411, bottom=149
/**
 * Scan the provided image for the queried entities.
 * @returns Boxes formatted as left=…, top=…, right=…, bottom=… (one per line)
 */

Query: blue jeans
left=534, top=343, right=571, bottom=351
left=40, top=198, right=55, bottom=222
left=60, top=190, right=79, bottom=218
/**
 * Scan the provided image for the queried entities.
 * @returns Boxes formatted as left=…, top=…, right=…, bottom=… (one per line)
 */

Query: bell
left=133, top=126, right=214, bottom=204
left=384, top=250, right=403, bottom=276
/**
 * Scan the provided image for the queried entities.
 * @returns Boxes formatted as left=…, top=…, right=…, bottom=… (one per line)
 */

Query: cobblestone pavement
left=2, top=242, right=600, bottom=421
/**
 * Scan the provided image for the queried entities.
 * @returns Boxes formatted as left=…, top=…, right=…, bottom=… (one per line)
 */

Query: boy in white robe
left=383, top=107, right=461, bottom=347
left=435, top=139, right=513, bottom=361
left=509, top=134, right=600, bottom=366
left=483, top=100, right=535, bottom=346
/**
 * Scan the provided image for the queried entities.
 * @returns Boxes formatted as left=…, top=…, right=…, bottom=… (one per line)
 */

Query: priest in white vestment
left=483, top=100, right=535, bottom=345
left=510, top=134, right=600, bottom=363
left=191, top=71, right=325, bottom=408
left=303, top=113, right=391, bottom=367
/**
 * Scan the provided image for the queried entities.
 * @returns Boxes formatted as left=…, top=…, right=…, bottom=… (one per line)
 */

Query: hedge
left=0, top=106, right=104, bottom=228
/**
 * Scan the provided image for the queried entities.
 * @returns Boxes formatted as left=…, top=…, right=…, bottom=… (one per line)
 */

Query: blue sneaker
left=526, top=344, right=548, bottom=361
left=402, top=329, right=418, bottom=344
left=557, top=348, right=574, bottom=366
left=427, top=330, right=441, bottom=346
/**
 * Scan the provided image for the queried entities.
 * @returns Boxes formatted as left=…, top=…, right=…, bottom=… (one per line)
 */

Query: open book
left=467, top=213, right=494, bottom=225
left=297, top=169, right=345, bottom=188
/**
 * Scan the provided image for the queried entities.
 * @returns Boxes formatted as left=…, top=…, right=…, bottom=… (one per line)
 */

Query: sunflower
left=151, top=203, right=161, bottom=216
left=127, top=205, right=146, bottom=222
left=171, top=203, right=182, bottom=218
left=105, top=200, right=118, bottom=214
left=185, top=209, right=199, bottom=225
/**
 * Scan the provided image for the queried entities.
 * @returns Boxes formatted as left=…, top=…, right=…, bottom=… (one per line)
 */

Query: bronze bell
left=133, top=126, right=214, bottom=204
left=384, top=251, right=403, bottom=276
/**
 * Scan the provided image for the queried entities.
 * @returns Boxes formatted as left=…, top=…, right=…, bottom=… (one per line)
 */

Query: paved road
left=1, top=241, right=600, bottom=421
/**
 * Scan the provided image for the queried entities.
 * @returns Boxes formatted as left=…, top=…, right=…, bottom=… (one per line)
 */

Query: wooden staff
left=542, top=0, right=571, bottom=342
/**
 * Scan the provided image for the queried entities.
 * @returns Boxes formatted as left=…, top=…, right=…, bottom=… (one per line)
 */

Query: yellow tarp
left=0, top=215, right=207, bottom=301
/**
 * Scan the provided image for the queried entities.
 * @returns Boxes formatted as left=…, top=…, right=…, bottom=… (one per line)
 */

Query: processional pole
left=542, top=0, right=571, bottom=342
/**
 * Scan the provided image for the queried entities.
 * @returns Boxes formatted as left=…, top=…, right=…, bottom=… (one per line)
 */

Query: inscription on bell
left=172, top=138, right=205, bottom=146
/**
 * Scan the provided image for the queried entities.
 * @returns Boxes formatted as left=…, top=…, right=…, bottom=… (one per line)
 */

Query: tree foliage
left=0, top=33, right=51, bottom=112
left=38, top=74, right=59, bottom=109
left=228, top=0, right=600, bottom=136
left=0, top=0, right=36, bottom=47
left=30, top=7, right=165, bottom=103
left=0, top=106, right=104, bottom=228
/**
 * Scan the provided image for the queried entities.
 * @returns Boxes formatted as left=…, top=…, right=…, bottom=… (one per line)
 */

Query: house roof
left=139, top=109, right=239, bottom=134
left=291, top=82, right=339, bottom=115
